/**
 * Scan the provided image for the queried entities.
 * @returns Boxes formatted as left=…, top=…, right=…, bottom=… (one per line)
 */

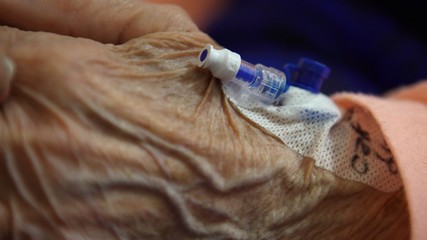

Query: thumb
left=0, top=0, right=198, bottom=44
left=0, top=54, right=14, bottom=102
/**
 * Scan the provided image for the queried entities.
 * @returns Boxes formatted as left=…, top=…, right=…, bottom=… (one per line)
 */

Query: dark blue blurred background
left=206, top=0, right=427, bottom=94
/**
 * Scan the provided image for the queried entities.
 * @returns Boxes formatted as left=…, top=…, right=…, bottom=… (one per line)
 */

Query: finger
left=0, top=0, right=198, bottom=44
left=0, top=25, right=111, bottom=103
left=0, top=53, right=15, bottom=102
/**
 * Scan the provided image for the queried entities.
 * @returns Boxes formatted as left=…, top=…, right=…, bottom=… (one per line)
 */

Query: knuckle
left=161, top=4, right=187, bottom=15
left=155, top=4, right=198, bottom=31
left=59, top=0, right=90, bottom=13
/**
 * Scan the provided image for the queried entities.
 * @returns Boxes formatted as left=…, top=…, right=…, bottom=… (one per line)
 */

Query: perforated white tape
left=223, top=84, right=402, bottom=192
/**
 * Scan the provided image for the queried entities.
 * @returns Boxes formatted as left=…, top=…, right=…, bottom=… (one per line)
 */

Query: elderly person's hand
left=0, top=0, right=409, bottom=239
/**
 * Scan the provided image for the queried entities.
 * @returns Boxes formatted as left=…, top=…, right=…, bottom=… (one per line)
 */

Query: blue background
left=207, top=0, right=427, bottom=94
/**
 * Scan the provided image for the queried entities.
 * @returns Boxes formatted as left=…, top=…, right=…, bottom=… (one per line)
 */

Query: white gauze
left=223, top=83, right=402, bottom=192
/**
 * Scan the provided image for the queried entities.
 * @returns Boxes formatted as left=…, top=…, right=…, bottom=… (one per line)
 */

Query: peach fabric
left=332, top=81, right=427, bottom=240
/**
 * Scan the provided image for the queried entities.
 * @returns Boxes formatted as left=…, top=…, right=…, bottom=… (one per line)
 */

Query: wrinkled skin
left=0, top=1, right=409, bottom=239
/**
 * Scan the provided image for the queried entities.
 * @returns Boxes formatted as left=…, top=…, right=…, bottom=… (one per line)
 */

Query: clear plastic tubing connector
left=198, top=44, right=290, bottom=105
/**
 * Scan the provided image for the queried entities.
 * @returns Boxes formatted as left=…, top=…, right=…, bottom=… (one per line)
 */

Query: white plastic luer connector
left=198, top=44, right=291, bottom=106
left=198, top=44, right=241, bottom=81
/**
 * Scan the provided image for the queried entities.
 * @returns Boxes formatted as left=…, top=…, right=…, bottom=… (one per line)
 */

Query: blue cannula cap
left=285, top=58, right=330, bottom=93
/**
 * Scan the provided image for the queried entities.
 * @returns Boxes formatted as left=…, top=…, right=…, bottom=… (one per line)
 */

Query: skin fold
left=0, top=1, right=409, bottom=239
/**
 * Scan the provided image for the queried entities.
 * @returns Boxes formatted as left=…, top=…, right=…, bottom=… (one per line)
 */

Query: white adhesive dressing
left=223, top=84, right=402, bottom=192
